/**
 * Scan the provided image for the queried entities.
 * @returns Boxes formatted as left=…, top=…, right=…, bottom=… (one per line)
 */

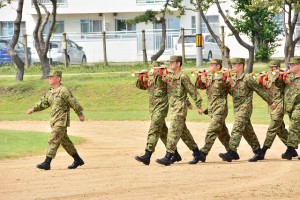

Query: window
left=81, top=20, right=102, bottom=33
left=115, top=19, right=136, bottom=32
left=0, top=21, right=26, bottom=37
left=154, top=17, right=180, bottom=30
left=43, top=21, right=64, bottom=34
left=191, top=15, right=219, bottom=35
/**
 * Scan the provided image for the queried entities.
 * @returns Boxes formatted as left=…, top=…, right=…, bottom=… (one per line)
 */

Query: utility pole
left=196, top=11, right=203, bottom=67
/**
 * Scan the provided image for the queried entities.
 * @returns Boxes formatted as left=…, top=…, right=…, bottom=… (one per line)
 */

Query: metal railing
left=136, top=0, right=167, bottom=5
left=31, top=0, right=67, bottom=6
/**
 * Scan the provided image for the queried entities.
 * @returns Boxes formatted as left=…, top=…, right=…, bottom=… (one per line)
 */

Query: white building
left=0, top=0, right=299, bottom=63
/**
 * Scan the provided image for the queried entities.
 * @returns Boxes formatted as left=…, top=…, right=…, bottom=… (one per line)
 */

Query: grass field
left=0, top=129, right=84, bottom=159
left=0, top=63, right=278, bottom=124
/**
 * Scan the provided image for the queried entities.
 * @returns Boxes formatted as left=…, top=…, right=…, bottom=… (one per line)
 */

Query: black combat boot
left=36, top=156, right=52, bottom=170
left=170, top=150, right=182, bottom=164
left=188, top=147, right=206, bottom=164
left=291, top=148, right=298, bottom=157
left=282, top=146, right=296, bottom=160
left=156, top=152, right=174, bottom=166
left=219, top=149, right=236, bottom=162
left=231, top=151, right=240, bottom=160
left=135, top=150, right=152, bottom=165
left=68, top=153, right=84, bottom=169
left=261, top=146, right=269, bottom=155
left=249, top=149, right=265, bottom=162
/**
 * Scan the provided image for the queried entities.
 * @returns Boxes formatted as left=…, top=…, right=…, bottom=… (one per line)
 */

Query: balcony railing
left=31, top=0, right=67, bottom=6
left=136, top=0, right=167, bottom=5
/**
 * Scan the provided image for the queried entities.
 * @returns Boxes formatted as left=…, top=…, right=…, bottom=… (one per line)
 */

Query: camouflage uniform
left=136, top=73, right=169, bottom=152
left=195, top=61, right=230, bottom=155
left=33, top=85, right=84, bottom=159
left=275, top=58, right=300, bottom=151
left=165, top=71, right=202, bottom=154
left=283, top=76, right=300, bottom=149
left=227, top=60, right=273, bottom=153
left=258, top=63, right=288, bottom=149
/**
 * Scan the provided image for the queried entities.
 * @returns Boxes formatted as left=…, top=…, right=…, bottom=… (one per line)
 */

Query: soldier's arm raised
left=135, top=78, right=147, bottom=90
left=246, top=74, right=273, bottom=105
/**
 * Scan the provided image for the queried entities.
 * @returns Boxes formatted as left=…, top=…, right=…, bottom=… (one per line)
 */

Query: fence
left=0, top=29, right=184, bottom=64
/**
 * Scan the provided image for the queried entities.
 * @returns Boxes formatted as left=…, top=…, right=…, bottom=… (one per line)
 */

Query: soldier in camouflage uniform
left=27, top=70, right=85, bottom=170
left=219, top=58, right=276, bottom=162
left=258, top=60, right=297, bottom=158
left=275, top=57, right=300, bottom=160
left=156, top=56, right=205, bottom=166
left=135, top=63, right=195, bottom=165
left=134, top=64, right=173, bottom=165
left=195, top=59, right=230, bottom=161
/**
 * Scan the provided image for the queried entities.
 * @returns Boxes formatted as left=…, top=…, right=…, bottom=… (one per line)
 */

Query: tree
left=187, top=0, right=231, bottom=68
left=127, top=0, right=174, bottom=63
left=230, top=0, right=282, bottom=62
left=6, top=0, right=25, bottom=81
left=32, top=0, right=57, bottom=79
left=252, top=0, right=300, bottom=67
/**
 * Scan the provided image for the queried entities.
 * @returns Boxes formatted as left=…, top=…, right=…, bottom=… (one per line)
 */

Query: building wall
left=1, top=0, right=300, bottom=63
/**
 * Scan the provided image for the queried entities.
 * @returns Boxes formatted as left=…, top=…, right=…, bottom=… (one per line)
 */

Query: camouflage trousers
left=263, top=115, right=288, bottom=148
left=287, top=110, right=300, bottom=149
left=229, top=117, right=260, bottom=153
left=166, top=116, right=198, bottom=154
left=145, top=114, right=168, bottom=152
left=46, top=126, right=77, bottom=159
left=200, top=114, right=230, bottom=155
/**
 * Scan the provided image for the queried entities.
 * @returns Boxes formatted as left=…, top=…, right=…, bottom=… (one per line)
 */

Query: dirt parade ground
left=0, top=120, right=300, bottom=200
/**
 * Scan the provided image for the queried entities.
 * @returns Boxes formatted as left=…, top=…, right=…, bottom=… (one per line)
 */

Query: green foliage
left=127, top=10, right=159, bottom=25
left=230, top=0, right=282, bottom=61
left=0, top=129, right=84, bottom=159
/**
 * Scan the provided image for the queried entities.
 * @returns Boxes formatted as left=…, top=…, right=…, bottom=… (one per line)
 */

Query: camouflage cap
left=151, top=61, right=164, bottom=68
left=269, top=60, right=281, bottom=67
left=169, top=55, right=182, bottom=63
left=209, top=58, right=222, bottom=65
left=288, top=57, right=300, bottom=64
left=48, top=70, right=62, bottom=77
left=230, top=58, right=245, bottom=64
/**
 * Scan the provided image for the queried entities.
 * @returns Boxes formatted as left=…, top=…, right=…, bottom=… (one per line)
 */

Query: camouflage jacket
left=227, top=72, right=273, bottom=118
left=136, top=74, right=169, bottom=116
left=275, top=73, right=300, bottom=114
left=165, top=71, right=202, bottom=117
left=33, top=85, right=84, bottom=127
left=258, top=73, right=284, bottom=119
left=195, top=72, right=229, bottom=117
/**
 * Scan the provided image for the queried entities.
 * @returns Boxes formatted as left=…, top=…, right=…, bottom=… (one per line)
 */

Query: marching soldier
left=26, top=70, right=85, bottom=170
left=134, top=62, right=195, bottom=165
left=259, top=60, right=296, bottom=158
left=219, top=58, right=276, bottom=162
left=276, top=57, right=300, bottom=160
left=156, top=56, right=205, bottom=166
left=195, top=59, right=230, bottom=161
left=134, top=63, right=180, bottom=165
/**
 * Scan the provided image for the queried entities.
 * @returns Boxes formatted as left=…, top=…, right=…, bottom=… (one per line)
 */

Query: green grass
left=0, top=129, right=84, bottom=159
left=0, top=69, right=279, bottom=124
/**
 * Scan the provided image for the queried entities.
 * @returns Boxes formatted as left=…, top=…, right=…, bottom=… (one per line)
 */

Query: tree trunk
left=215, top=0, right=255, bottom=72
left=151, top=18, right=166, bottom=62
left=40, top=55, right=51, bottom=79
left=32, top=0, right=57, bottom=79
left=246, top=48, right=255, bottom=73
left=199, top=6, right=230, bottom=68
left=6, top=0, right=24, bottom=81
